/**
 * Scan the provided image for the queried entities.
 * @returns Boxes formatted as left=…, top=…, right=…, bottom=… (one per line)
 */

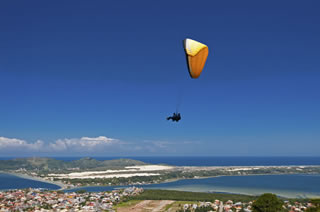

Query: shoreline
left=62, top=179, right=320, bottom=199
left=1, top=164, right=320, bottom=195
left=62, top=173, right=320, bottom=198
left=13, top=165, right=320, bottom=189
left=67, top=172, right=320, bottom=187
left=49, top=164, right=320, bottom=188
left=1, top=171, right=320, bottom=198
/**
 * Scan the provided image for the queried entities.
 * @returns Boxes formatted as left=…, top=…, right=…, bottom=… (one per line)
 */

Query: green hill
left=0, top=157, right=147, bottom=172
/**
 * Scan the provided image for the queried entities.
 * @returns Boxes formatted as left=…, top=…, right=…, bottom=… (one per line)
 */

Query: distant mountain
left=0, top=157, right=147, bottom=172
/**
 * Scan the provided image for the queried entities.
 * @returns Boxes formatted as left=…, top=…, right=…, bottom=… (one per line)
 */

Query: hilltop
left=0, top=157, right=147, bottom=172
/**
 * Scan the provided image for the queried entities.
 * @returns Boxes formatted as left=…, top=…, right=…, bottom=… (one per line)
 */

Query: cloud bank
left=0, top=136, right=119, bottom=155
left=0, top=137, right=44, bottom=151
left=0, top=136, right=179, bottom=156
left=49, top=136, right=117, bottom=151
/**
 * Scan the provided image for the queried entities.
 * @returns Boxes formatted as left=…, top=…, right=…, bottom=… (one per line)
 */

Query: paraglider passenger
left=167, top=113, right=181, bottom=122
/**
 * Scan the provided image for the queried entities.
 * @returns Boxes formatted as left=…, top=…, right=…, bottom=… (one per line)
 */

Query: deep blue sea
left=0, top=173, right=60, bottom=191
left=2, top=156, right=320, bottom=166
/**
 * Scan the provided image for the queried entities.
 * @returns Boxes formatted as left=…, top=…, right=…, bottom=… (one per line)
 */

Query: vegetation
left=195, top=206, right=215, bottom=212
left=252, top=193, right=284, bottom=212
left=113, top=200, right=142, bottom=209
left=0, top=157, right=146, bottom=172
left=306, top=199, right=320, bottom=212
left=75, top=189, right=87, bottom=194
left=128, top=189, right=257, bottom=202
left=306, top=208, right=320, bottom=212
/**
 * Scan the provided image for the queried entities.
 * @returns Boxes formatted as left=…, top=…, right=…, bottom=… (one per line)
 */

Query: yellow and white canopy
left=183, top=38, right=209, bottom=79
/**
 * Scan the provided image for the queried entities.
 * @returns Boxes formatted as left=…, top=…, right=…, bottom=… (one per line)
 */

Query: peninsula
left=1, top=157, right=320, bottom=189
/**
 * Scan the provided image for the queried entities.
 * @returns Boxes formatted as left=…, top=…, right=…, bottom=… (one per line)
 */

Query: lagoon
left=1, top=171, right=320, bottom=198
left=0, top=173, right=60, bottom=191
left=65, top=174, right=320, bottom=198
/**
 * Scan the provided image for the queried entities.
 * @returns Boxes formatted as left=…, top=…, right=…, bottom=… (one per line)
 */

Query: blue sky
left=0, top=0, right=319, bottom=156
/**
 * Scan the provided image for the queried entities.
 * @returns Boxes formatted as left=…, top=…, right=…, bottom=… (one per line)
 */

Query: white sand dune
left=52, top=173, right=160, bottom=179
left=125, top=165, right=173, bottom=171
left=48, top=165, right=173, bottom=179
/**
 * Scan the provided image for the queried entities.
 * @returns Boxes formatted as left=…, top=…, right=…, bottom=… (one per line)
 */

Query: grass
left=163, top=201, right=195, bottom=211
left=163, top=201, right=176, bottom=211
left=114, top=200, right=142, bottom=209
left=129, top=189, right=257, bottom=202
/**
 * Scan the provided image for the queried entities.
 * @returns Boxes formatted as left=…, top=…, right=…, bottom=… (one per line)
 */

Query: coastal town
left=179, top=199, right=313, bottom=212
left=1, top=159, right=320, bottom=211
left=0, top=187, right=313, bottom=212
left=0, top=187, right=143, bottom=212
left=0, top=187, right=318, bottom=212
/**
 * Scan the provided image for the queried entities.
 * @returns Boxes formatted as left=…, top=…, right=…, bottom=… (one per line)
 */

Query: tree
left=195, top=206, right=214, bottom=212
left=306, top=199, right=320, bottom=212
left=306, top=208, right=320, bottom=212
left=310, top=199, right=320, bottom=207
left=76, top=189, right=87, bottom=194
left=252, top=193, right=284, bottom=212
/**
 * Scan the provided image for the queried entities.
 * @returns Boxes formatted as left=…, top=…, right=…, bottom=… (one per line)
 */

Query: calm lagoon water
left=0, top=173, right=60, bottom=191
left=65, top=174, right=320, bottom=198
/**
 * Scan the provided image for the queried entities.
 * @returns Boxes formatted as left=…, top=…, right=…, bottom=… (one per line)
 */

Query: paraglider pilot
left=167, top=113, right=181, bottom=122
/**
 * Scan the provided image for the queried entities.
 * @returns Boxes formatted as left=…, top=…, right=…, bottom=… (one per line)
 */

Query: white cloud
left=0, top=136, right=118, bottom=154
left=151, top=141, right=172, bottom=149
left=131, top=140, right=176, bottom=153
left=49, top=136, right=118, bottom=152
left=0, top=136, right=43, bottom=151
left=0, top=136, right=181, bottom=156
left=81, top=136, right=115, bottom=142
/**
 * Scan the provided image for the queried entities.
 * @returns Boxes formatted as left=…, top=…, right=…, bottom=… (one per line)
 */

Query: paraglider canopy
left=183, top=38, right=209, bottom=79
